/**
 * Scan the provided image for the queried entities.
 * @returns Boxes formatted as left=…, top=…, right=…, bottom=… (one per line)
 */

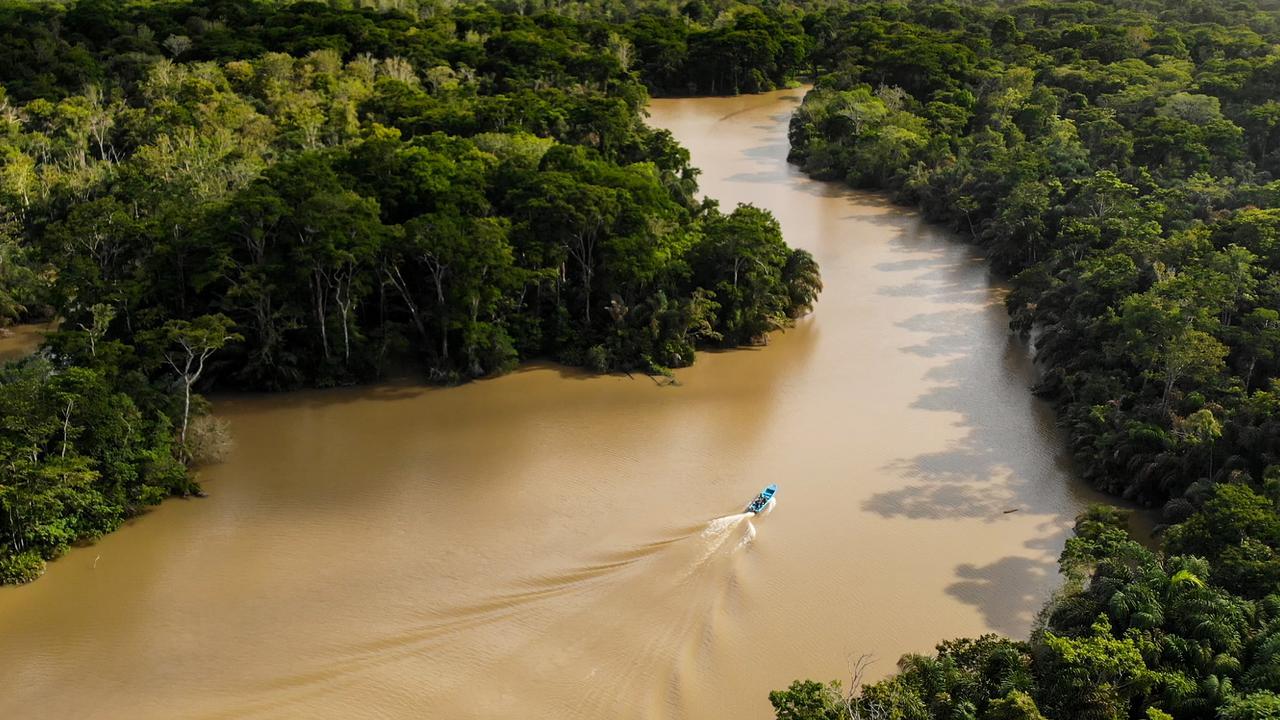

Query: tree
left=162, top=34, right=192, bottom=59
left=394, top=213, right=514, bottom=372
left=293, top=189, right=383, bottom=365
left=984, top=691, right=1046, bottom=720
left=1234, top=308, right=1280, bottom=390
left=1179, top=408, right=1223, bottom=479
left=76, top=303, right=115, bottom=359
left=693, top=205, right=791, bottom=344
left=1166, top=483, right=1280, bottom=567
left=1161, top=328, right=1228, bottom=411
left=769, top=680, right=845, bottom=720
left=784, top=248, right=823, bottom=319
left=1120, top=293, right=1228, bottom=411
left=1219, top=692, right=1280, bottom=720
left=532, top=177, right=621, bottom=326
left=0, top=215, right=38, bottom=324
left=0, top=360, right=187, bottom=583
left=1033, top=616, right=1158, bottom=720
left=150, top=315, right=240, bottom=451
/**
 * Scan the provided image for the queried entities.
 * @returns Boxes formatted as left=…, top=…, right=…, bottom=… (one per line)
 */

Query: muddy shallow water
left=0, top=322, right=51, bottom=363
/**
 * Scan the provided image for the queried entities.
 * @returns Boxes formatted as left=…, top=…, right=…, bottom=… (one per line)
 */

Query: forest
left=772, top=0, right=1280, bottom=718
left=0, top=0, right=819, bottom=582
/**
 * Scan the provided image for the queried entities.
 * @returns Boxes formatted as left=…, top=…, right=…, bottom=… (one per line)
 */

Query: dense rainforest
left=772, top=0, right=1280, bottom=718
left=0, top=0, right=820, bottom=582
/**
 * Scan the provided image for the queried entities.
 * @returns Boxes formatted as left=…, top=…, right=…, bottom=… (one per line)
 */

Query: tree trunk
left=60, top=399, right=74, bottom=458
left=313, top=269, right=330, bottom=360
left=386, top=266, right=427, bottom=344
left=440, top=315, right=449, bottom=361
left=341, top=311, right=350, bottom=361
left=181, top=380, right=192, bottom=446
left=430, top=265, right=448, bottom=360
left=334, top=271, right=353, bottom=362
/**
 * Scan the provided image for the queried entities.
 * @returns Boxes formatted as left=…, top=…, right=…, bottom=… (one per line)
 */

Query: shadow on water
left=748, top=111, right=796, bottom=133
left=210, top=378, right=445, bottom=415
left=897, top=310, right=990, bottom=358
left=859, top=216, right=1070, bottom=519
left=876, top=269, right=992, bottom=305
left=869, top=219, right=993, bottom=305
left=723, top=167, right=898, bottom=206
left=725, top=169, right=794, bottom=185
left=743, top=141, right=790, bottom=161
left=851, top=211, right=1101, bottom=630
left=864, top=323, right=1072, bottom=522
left=945, top=551, right=1055, bottom=636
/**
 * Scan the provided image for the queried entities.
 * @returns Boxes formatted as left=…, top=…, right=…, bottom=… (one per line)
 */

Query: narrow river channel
left=0, top=88, right=1116, bottom=720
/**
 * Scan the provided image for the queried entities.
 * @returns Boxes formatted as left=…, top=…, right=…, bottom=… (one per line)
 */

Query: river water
left=0, top=322, right=50, bottom=364
left=0, top=88, right=1114, bottom=719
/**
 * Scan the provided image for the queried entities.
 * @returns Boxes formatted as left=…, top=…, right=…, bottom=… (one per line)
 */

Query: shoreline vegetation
left=0, top=0, right=818, bottom=583
left=774, top=0, right=1280, bottom=718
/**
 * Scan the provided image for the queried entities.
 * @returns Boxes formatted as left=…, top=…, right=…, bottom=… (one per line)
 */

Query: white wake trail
left=734, top=520, right=757, bottom=551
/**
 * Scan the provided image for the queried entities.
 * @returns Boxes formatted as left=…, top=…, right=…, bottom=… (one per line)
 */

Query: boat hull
left=745, top=484, right=777, bottom=514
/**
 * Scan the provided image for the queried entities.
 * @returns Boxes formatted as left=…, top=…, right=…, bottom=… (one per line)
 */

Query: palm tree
left=783, top=248, right=823, bottom=319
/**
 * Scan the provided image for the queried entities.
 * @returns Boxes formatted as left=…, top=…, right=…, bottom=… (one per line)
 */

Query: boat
left=745, top=484, right=777, bottom=514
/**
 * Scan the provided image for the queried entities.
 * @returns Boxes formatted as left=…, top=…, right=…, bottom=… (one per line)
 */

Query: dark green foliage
left=691, top=204, right=793, bottom=344
left=769, top=679, right=844, bottom=720
left=1, top=0, right=818, bottom=389
left=0, top=359, right=189, bottom=583
left=774, top=1, right=1280, bottom=719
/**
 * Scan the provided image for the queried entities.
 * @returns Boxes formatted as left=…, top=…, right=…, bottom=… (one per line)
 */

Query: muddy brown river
left=0, top=322, right=50, bottom=363
left=0, top=89, right=1118, bottom=719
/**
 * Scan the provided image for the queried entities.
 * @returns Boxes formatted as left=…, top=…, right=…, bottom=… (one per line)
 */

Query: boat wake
left=244, top=509, right=766, bottom=719
left=703, top=511, right=752, bottom=534
left=737, top=519, right=758, bottom=551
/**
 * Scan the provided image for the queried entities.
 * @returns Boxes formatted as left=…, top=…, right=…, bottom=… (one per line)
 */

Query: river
left=0, top=88, right=1117, bottom=720
left=0, top=322, right=51, bottom=364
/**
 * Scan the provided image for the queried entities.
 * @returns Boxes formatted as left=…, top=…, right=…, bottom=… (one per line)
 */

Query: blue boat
left=745, top=484, right=777, bottom=514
